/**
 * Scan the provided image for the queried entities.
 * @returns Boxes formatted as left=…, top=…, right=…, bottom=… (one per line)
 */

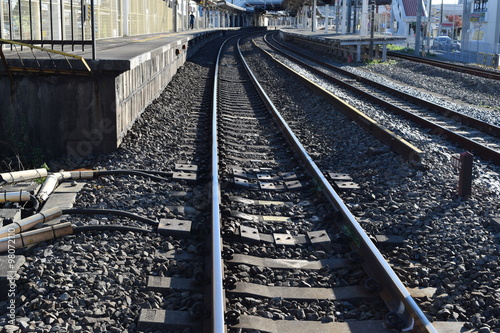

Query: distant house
left=391, top=0, right=428, bottom=36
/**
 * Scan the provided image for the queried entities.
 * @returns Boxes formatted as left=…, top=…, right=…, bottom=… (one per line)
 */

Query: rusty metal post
left=451, top=152, right=473, bottom=197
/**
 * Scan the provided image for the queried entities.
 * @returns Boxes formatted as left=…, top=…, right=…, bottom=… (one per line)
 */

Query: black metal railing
left=1, top=0, right=96, bottom=59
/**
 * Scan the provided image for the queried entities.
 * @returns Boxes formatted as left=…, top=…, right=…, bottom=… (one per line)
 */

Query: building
left=0, top=0, right=249, bottom=45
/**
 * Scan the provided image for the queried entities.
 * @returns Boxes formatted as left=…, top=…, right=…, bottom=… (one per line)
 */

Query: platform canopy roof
left=216, top=0, right=247, bottom=11
left=231, top=0, right=394, bottom=13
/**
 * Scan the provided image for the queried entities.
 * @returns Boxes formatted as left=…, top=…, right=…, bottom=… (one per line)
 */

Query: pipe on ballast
left=1, top=191, right=39, bottom=212
left=0, top=222, right=73, bottom=252
left=36, top=174, right=61, bottom=202
left=0, top=206, right=158, bottom=241
left=1, top=190, right=32, bottom=203
left=36, top=171, right=94, bottom=203
left=0, top=207, right=62, bottom=239
left=0, top=222, right=152, bottom=253
left=35, top=169, right=169, bottom=203
left=0, top=168, right=48, bottom=184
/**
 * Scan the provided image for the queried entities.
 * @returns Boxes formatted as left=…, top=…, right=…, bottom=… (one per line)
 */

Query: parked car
left=433, top=36, right=451, bottom=49
left=433, top=36, right=461, bottom=51
left=447, top=39, right=461, bottom=51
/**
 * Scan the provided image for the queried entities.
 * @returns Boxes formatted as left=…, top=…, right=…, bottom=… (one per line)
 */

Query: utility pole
left=415, top=0, right=423, bottom=56
left=361, top=0, right=368, bottom=36
left=426, top=0, right=432, bottom=51
left=462, top=0, right=470, bottom=45
left=369, top=0, right=375, bottom=58
left=312, top=0, right=317, bottom=32
left=438, top=0, right=443, bottom=36
left=325, top=4, right=329, bottom=33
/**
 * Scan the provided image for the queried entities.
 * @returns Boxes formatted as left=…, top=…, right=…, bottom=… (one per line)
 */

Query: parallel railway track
left=387, top=51, right=500, bottom=81
left=260, top=32, right=500, bottom=166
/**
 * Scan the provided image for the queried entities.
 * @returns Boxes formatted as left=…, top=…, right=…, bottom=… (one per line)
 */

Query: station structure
left=0, top=0, right=498, bottom=162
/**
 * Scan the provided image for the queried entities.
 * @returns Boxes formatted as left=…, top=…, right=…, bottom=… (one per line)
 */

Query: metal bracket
left=240, top=225, right=260, bottom=243
left=146, top=276, right=203, bottom=292
left=158, top=219, right=192, bottom=236
left=172, top=172, right=197, bottom=183
left=137, top=309, right=202, bottom=331
left=273, top=233, right=296, bottom=246
left=307, top=230, right=331, bottom=246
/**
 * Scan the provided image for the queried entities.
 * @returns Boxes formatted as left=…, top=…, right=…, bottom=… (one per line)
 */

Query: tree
left=446, top=15, right=462, bottom=38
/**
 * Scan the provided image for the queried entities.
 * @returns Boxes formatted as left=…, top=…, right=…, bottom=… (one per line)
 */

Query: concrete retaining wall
left=0, top=30, right=222, bottom=165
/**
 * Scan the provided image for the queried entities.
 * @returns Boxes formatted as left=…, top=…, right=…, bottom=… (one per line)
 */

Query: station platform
left=1, top=28, right=236, bottom=70
left=0, top=28, right=251, bottom=163
left=279, top=27, right=407, bottom=62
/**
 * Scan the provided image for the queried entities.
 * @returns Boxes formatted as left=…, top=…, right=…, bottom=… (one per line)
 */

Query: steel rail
left=262, top=33, right=500, bottom=165
left=254, top=37, right=423, bottom=164
left=237, top=37, right=437, bottom=333
left=212, top=37, right=227, bottom=333
left=268, top=34, right=500, bottom=139
left=268, top=32, right=500, bottom=139
left=387, top=51, right=500, bottom=81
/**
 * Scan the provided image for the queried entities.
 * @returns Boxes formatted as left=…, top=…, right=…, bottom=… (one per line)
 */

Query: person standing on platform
left=190, top=13, right=195, bottom=29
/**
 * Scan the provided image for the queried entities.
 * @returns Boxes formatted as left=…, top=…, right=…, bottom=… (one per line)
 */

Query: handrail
left=1, top=0, right=95, bottom=59
left=0, top=39, right=92, bottom=75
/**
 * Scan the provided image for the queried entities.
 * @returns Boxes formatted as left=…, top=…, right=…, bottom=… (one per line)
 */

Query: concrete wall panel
left=0, top=30, right=222, bottom=165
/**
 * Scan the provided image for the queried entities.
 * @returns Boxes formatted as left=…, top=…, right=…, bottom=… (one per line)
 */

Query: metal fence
left=1, top=0, right=176, bottom=60
left=1, top=0, right=96, bottom=58
left=409, top=37, right=500, bottom=68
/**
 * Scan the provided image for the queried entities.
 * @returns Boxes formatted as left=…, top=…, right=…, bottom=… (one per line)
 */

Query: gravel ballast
left=242, top=34, right=500, bottom=332
left=1, top=31, right=499, bottom=333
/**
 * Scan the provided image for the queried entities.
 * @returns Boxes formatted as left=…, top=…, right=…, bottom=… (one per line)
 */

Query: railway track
left=212, top=34, right=436, bottom=332
left=1, top=30, right=498, bottom=333
left=259, top=32, right=500, bottom=166
left=387, top=51, right=500, bottom=81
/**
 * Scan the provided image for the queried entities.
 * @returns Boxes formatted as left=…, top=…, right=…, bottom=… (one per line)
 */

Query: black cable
left=62, top=208, right=159, bottom=227
left=93, top=170, right=170, bottom=182
left=135, top=169, right=172, bottom=178
left=73, top=224, right=152, bottom=234
left=29, top=194, right=40, bottom=212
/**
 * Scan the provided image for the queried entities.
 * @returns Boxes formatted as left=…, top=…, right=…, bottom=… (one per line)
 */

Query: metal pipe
left=0, top=168, right=48, bottom=184
left=91, top=0, right=96, bottom=59
left=0, top=222, right=154, bottom=253
left=71, top=0, right=74, bottom=51
left=0, top=222, right=73, bottom=253
left=80, top=0, right=84, bottom=51
left=36, top=174, right=61, bottom=202
left=36, top=171, right=94, bottom=202
left=60, top=0, right=64, bottom=51
left=50, top=0, right=54, bottom=48
left=39, top=0, right=43, bottom=48
left=0, top=207, right=62, bottom=239
left=29, top=0, right=33, bottom=41
left=18, top=0, right=22, bottom=45
left=0, top=190, right=31, bottom=203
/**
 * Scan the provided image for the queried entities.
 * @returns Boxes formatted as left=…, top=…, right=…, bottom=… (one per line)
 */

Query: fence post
left=451, top=152, right=473, bottom=197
